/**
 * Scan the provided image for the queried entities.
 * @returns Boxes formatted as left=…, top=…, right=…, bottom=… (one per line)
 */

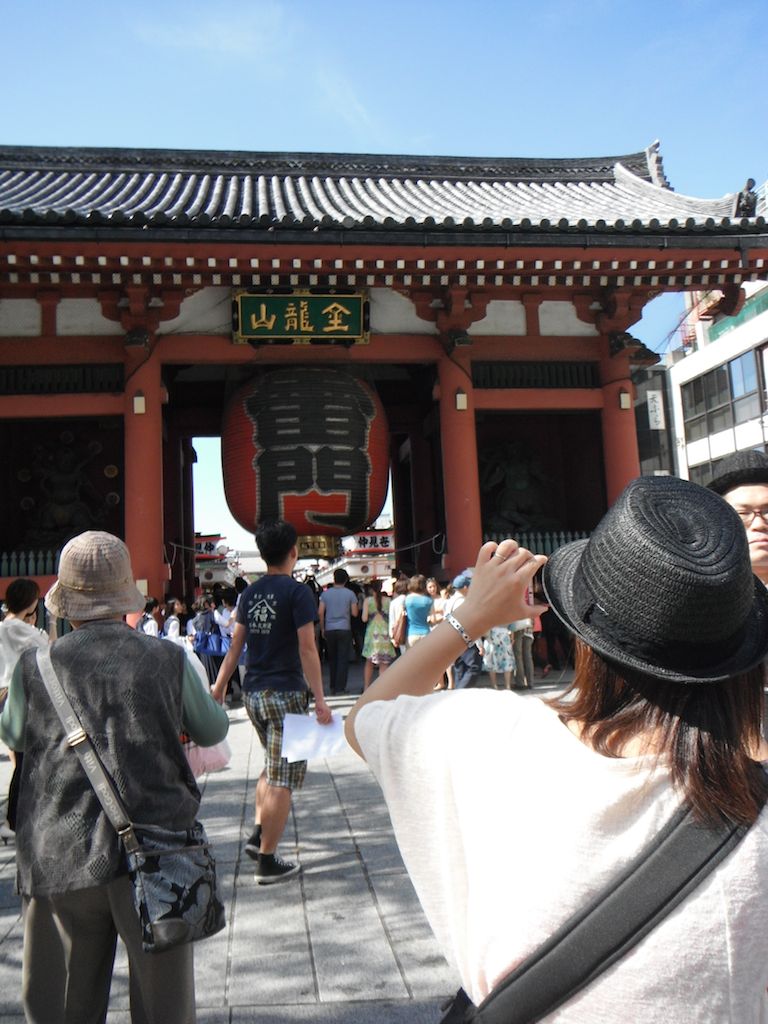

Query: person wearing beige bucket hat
left=0, top=531, right=229, bottom=1024
left=44, top=530, right=147, bottom=622
left=344, top=476, right=768, bottom=1022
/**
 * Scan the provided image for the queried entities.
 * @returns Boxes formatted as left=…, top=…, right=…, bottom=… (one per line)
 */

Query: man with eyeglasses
left=709, top=450, right=768, bottom=586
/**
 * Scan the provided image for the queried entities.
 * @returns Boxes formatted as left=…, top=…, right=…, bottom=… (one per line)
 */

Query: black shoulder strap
left=473, top=801, right=750, bottom=1024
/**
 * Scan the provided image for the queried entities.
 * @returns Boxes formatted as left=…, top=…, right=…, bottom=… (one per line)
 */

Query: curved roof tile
left=0, top=142, right=763, bottom=234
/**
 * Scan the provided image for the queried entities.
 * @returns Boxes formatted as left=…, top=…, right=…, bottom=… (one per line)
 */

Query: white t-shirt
left=214, top=607, right=235, bottom=638
left=140, top=615, right=159, bottom=637
left=355, top=690, right=768, bottom=1022
left=388, top=594, right=406, bottom=639
left=0, top=618, right=48, bottom=689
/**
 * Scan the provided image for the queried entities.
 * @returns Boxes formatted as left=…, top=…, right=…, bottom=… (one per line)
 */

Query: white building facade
left=669, top=282, right=768, bottom=485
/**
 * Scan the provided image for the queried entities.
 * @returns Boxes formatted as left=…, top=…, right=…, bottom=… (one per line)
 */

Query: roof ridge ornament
left=645, top=140, right=670, bottom=190
left=734, top=179, right=758, bottom=218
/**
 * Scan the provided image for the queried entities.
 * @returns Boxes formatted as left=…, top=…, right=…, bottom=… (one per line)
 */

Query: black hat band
left=573, top=570, right=749, bottom=677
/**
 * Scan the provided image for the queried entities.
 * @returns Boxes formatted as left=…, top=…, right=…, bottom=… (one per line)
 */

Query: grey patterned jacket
left=15, top=620, right=200, bottom=897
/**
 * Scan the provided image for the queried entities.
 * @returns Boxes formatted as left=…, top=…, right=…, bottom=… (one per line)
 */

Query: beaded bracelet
left=445, top=612, right=475, bottom=648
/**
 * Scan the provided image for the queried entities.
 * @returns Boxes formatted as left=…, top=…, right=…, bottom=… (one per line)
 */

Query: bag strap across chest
left=468, top=798, right=757, bottom=1023
left=35, top=646, right=141, bottom=854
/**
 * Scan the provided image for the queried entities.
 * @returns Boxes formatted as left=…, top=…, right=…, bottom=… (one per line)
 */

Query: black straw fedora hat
left=542, top=476, right=768, bottom=683
left=707, top=449, right=768, bottom=496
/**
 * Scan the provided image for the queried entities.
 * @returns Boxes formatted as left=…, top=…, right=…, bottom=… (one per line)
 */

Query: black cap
left=542, top=476, right=768, bottom=683
left=707, top=450, right=768, bottom=496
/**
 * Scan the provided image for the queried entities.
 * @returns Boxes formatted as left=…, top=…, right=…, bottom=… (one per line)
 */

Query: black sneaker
left=244, top=826, right=262, bottom=861
left=254, top=853, right=300, bottom=885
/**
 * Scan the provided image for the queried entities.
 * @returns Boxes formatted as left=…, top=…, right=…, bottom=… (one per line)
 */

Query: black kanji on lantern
left=244, top=369, right=377, bottom=532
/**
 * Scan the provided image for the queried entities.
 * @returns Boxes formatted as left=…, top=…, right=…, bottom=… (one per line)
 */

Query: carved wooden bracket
left=574, top=288, right=648, bottom=331
left=599, top=291, right=647, bottom=331
left=573, top=293, right=599, bottom=326
left=97, top=287, right=187, bottom=339
left=409, top=286, right=492, bottom=336
left=409, top=288, right=442, bottom=324
left=710, top=284, right=745, bottom=319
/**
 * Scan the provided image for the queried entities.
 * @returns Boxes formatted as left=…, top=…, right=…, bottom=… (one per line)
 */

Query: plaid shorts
left=244, top=689, right=310, bottom=790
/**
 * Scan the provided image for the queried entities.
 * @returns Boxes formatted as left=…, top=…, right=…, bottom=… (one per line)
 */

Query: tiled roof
left=0, top=141, right=764, bottom=236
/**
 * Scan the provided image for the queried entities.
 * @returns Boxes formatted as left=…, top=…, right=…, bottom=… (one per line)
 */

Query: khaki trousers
left=22, top=875, right=196, bottom=1024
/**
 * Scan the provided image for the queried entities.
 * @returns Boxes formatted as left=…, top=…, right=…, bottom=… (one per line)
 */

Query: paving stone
left=0, top=662, right=506, bottom=1020
left=228, top=998, right=444, bottom=1023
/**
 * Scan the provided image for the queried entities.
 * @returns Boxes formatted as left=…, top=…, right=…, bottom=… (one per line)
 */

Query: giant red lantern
left=221, top=368, right=390, bottom=539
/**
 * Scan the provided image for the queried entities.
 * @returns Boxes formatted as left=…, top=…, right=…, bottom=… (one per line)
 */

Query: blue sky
left=4, top=0, right=767, bottom=548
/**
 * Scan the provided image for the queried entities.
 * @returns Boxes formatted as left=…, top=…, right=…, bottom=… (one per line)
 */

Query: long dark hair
left=367, top=579, right=383, bottom=613
left=549, top=641, right=767, bottom=827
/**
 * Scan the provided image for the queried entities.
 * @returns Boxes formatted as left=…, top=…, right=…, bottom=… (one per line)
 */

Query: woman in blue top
left=404, top=575, right=433, bottom=647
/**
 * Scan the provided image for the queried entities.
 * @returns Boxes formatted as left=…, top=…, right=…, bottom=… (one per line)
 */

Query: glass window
left=683, top=353, right=763, bottom=446
left=684, top=415, right=708, bottom=443
left=689, top=463, right=713, bottom=486
left=734, top=393, right=761, bottom=424
left=682, top=378, right=706, bottom=418
left=730, top=352, right=758, bottom=398
left=705, top=366, right=730, bottom=409
left=708, top=405, right=734, bottom=433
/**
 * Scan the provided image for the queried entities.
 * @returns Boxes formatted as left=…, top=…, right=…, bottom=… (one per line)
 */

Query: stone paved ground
left=0, top=664, right=571, bottom=1023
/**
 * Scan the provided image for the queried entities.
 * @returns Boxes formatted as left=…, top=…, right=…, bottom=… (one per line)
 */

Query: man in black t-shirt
left=213, top=521, right=331, bottom=884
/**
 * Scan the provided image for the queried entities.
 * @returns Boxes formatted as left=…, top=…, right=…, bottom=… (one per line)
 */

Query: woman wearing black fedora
left=345, top=476, right=768, bottom=1022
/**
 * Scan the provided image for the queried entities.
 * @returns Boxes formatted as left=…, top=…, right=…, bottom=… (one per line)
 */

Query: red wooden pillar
left=123, top=354, right=165, bottom=601
left=163, top=418, right=184, bottom=601
left=437, top=356, right=482, bottom=576
left=409, top=430, right=437, bottom=575
left=389, top=434, right=413, bottom=571
left=182, top=438, right=197, bottom=599
left=600, top=344, right=640, bottom=505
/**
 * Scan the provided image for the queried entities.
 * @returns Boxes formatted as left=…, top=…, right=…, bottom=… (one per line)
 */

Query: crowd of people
left=127, top=568, right=574, bottom=701
left=300, top=569, right=572, bottom=695
left=4, top=448, right=768, bottom=1021
left=2, top=566, right=559, bottom=707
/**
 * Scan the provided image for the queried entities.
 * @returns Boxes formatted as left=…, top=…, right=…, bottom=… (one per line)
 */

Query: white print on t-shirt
left=247, top=594, right=277, bottom=634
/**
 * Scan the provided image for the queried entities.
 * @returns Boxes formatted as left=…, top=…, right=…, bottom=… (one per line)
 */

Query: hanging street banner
left=195, top=533, right=226, bottom=561
left=345, top=531, right=395, bottom=555
left=233, top=291, right=368, bottom=344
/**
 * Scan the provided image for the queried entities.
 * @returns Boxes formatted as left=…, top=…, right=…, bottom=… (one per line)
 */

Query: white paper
left=281, top=713, right=347, bottom=762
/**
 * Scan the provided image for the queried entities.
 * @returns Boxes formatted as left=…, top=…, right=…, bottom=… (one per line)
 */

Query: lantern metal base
left=297, top=535, right=341, bottom=560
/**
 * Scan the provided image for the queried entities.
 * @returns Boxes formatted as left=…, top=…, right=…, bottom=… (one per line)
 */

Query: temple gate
left=0, top=143, right=765, bottom=598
